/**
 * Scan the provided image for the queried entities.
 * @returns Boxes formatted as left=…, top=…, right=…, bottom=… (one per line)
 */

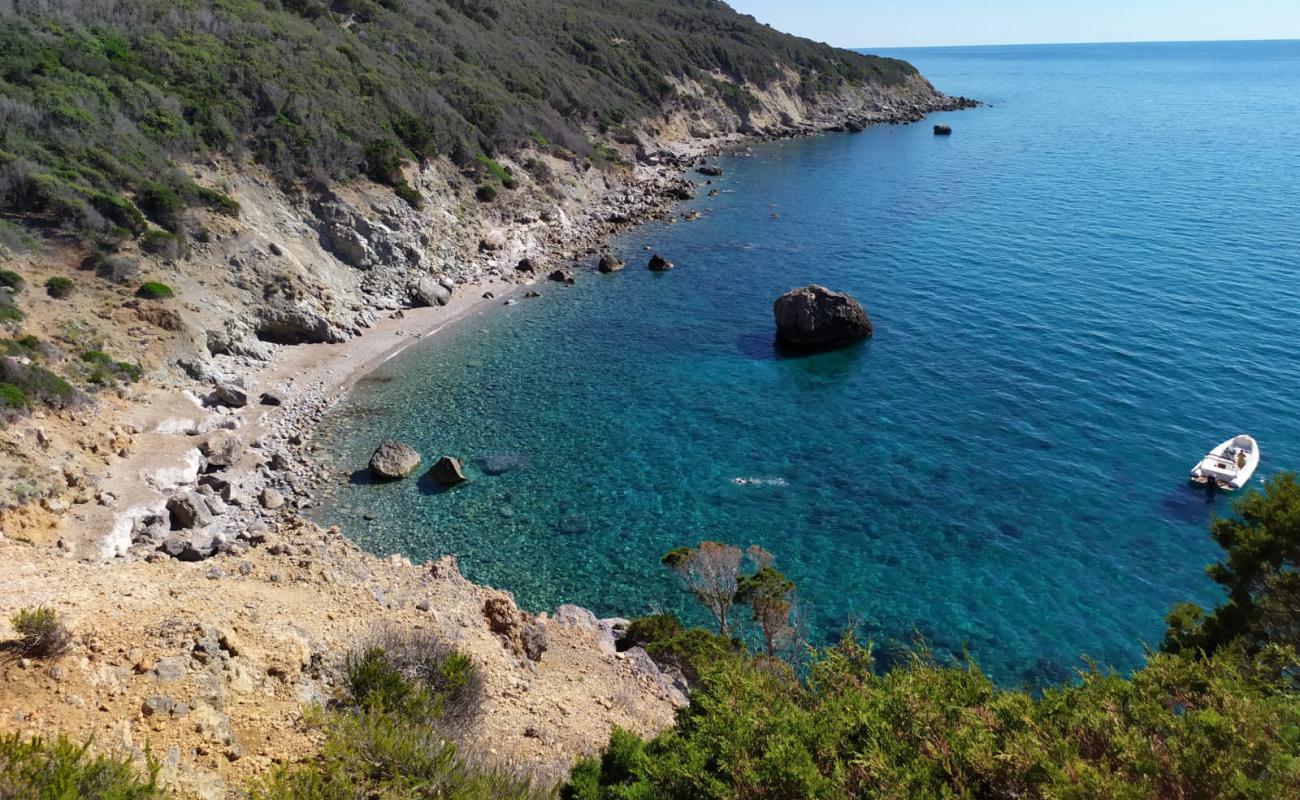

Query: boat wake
left=732, top=477, right=789, bottom=487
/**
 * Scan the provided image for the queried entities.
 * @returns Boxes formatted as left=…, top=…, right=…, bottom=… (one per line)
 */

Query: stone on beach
left=369, top=440, right=422, bottom=479
left=773, top=284, right=873, bottom=348
left=429, top=456, right=467, bottom=486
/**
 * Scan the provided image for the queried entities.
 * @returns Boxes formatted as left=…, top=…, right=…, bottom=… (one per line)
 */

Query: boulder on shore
left=548, top=269, right=575, bottom=285
left=648, top=254, right=673, bottom=271
left=369, top=440, right=422, bottom=479
left=773, top=285, right=873, bottom=349
left=696, top=165, right=723, bottom=177
left=429, top=456, right=466, bottom=486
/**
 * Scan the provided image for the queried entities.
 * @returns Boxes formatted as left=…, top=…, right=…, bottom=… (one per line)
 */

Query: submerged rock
left=480, top=452, right=525, bottom=476
left=428, top=456, right=466, bottom=486
left=773, top=285, right=873, bottom=348
left=648, top=254, right=673, bottom=271
left=369, top=440, right=422, bottom=479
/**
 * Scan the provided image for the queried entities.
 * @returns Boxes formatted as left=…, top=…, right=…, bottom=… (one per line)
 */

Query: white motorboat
left=1189, top=434, right=1259, bottom=490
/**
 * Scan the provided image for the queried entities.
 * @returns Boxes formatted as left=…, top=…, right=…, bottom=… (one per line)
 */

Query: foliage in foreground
left=0, top=731, right=161, bottom=799
left=567, top=477, right=1300, bottom=799
left=255, top=629, right=546, bottom=800
left=565, top=631, right=1300, bottom=800
left=1164, top=470, right=1300, bottom=670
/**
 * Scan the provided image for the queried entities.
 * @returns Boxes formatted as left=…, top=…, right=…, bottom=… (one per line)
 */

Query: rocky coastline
left=1, top=79, right=975, bottom=798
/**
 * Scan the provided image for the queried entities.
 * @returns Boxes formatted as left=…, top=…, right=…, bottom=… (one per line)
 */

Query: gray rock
left=598, top=253, right=625, bottom=273
left=167, top=493, right=214, bottom=530
left=696, top=165, right=724, bottom=177
left=153, top=657, right=187, bottom=683
left=369, top=440, right=421, bottom=479
left=255, top=306, right=345, bottom=345
left=552, top=605, right=598, bottom=628
left=213, top=382, right=247, bottom=409
left=773, top=284, right=873, bottom=348
left=143, top=695, right=176, bottom=717
left=409, top=276, right=451, bottom=307
left=259, top=488, right=285, bottom=510
left=259, top=392, right=283, bottom=406
left=201, top=432, right=242, bottom=469
left=548, top=269, right=575, bottom=285
left=934, top=124, right=953, bottom=136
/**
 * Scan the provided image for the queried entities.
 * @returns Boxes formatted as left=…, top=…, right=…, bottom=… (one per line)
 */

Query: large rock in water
left=369, top=440, right=421, bottom=479
left=773, top=285, right=873, bottom=348
left=429, top=456, right=467, bottom=486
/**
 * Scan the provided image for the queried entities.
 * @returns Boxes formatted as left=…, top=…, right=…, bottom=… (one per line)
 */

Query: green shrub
left=44, top=276, right=74, bottom=298
left=393, top=180, right=423, bottom=209
left=0, top=358, right=78, bottom=407
left=0, top=382, right=29, bottom=411
left=475, top=154, right=518, bottom=189
left=252, top=705, right=548, bottom=800
left=0, top=270, right=24, bottom=293
left=136, top=281, right=174, bottom=299
left=565, top=633, right=1300, bottom=800
left=136, top=182, right=184, bottom=232
left=0, top=306, right=23, bottom=323
left=346, top=628, right=485, bottom=722
left=194, top=186, right=240, bottom=217
left=8, top=606, right=71, bottom=659
left=474, top=184, right=497, bottom=203
left=140, top=229, right=180, bottom=257
left=80, top=350, right=142, bottom=385
left=0, top=732, right=161, bottom=798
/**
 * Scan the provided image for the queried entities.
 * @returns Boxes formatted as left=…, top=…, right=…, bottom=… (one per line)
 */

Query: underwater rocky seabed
left=312, top=41, right=1300, bottom=686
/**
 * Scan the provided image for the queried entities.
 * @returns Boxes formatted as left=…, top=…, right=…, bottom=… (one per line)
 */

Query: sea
left=310, top=40, right=1300, bottom=685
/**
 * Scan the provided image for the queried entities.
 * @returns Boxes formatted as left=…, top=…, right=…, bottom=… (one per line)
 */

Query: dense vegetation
left=0, top=0, right=918, bottom=238
left=564, top=475, right=1300, bottom=799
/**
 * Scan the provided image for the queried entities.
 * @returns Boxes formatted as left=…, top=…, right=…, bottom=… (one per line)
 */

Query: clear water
left=312, top=41, right=1300, bottom=685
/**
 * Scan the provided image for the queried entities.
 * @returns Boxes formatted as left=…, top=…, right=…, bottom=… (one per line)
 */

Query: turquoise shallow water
left=312, top=41, right=1300, bottom=684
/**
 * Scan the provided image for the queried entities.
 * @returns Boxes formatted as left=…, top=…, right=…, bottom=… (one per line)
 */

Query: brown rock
left=428, top=456, right=466, bottom=486
left=648, top=254, right=673, bottom=271
left=773, top=284, right=873, bottom=348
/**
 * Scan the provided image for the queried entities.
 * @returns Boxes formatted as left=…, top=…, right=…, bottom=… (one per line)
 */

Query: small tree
left=662, top=542, right=743, bottom=636
left=736, top=565, right=797, bottom=658
left=1164, top=471, right=1300, bottom=658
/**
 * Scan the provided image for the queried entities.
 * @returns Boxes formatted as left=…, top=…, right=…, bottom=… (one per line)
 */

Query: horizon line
left=854, top=36, right=1300, bottom=51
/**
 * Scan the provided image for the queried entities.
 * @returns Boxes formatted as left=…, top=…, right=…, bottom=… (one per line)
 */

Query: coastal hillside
left=0, top=0, right=967, bottom=533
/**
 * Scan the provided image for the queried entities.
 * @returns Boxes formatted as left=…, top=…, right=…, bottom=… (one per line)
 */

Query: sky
left=726, top=0, right=1300, bottom=49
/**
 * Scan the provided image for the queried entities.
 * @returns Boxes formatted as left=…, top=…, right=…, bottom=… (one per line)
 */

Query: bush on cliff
left=0, top=732, right=161, bottom=798
left=257, top=627, right=542, bottom=799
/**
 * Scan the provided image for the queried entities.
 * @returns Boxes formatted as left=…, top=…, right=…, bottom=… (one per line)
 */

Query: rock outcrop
left=368, top=441, right=421, bottom=479
left=773, top=285, right=873, bottom=348
left=597, top=253, right=624, bottom=273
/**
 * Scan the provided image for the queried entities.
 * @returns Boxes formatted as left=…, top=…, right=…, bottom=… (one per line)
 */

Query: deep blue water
left=312, top=41, right=1300, bottom=685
